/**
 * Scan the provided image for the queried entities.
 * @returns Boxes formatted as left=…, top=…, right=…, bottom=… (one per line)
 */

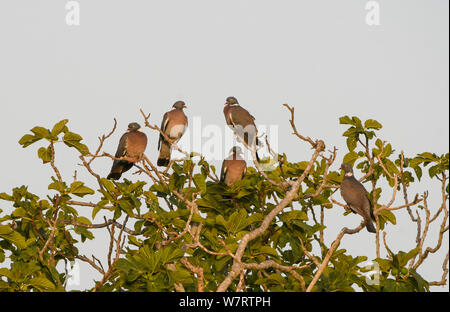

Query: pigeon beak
left=224, top=102, right=228, bottom=106
left=183, top=104, right=188, bottom=109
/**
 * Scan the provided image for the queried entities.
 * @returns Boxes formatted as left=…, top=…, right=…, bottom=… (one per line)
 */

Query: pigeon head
left=225, top=96, right=239, bottom=106
left=127, top=122, right=141, bottom=132
left=228, top=146, right=243, bottom=160
left=173, top=101, right=187, bottom=109
left=229, top=146, right=243, bottom=156
left=340, top=163, right=354, bottom=175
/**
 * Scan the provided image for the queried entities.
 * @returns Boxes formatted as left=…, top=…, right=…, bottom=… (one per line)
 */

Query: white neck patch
left=228, top=152, right=242, bottom=160
left=345, top=172, right=353, bottom=177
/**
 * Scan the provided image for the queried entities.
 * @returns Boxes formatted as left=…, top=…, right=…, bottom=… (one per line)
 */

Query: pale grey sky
left=0, top=0, right=448, bottom=291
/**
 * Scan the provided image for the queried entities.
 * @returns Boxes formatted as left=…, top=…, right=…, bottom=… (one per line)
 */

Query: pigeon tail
left=370, top=209, right=376, bottom=221
left=107, top=172, right=121, bottom=180
left=365, top=218, right=377, bottom=233
left=157, top=158, right=170, bottom=167
left=107, top=161, right=133, bottom=180
left=158, top=141, right=171, bottom=167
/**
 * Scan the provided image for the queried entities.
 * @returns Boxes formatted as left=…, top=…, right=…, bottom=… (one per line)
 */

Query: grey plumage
left=157, top=101, right=188, bottom=167
left=339, top=163, right=376, bottom=233
left=107, top=123, right=147, bottom=180
left=223, top=97, right=260, bottom=161
left=220, top=147, right=247, bottom=187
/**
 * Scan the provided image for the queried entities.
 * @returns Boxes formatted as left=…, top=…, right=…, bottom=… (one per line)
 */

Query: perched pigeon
left=223, top=96, right=260, bottom=161
left=107, top=122, right=147, bottom=180
left=339, top=163, right=376, bottom=233
left=157, top=101, right=188, bottom=167
left=220, top=147, right=247, bottom=187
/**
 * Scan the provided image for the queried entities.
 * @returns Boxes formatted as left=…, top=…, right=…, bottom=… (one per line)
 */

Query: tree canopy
left=0, top=105, right=448, bottom=292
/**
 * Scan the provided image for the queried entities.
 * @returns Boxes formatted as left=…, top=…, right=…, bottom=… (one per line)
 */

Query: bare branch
left=306, top=222, right=365, bottom=292
left=181, top=258, right=204, bottom=292
left=217, top=140, right=325, bottom=292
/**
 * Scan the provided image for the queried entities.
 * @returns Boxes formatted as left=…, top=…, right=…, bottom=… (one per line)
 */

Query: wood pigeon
left=107, top=122, right=147, bottom=180
left=223, top=97, right=260, bottom=161
left=220, top=146, right=247, bottom=187
left=339, top=163, right=376, bottom=233
left=157, top=101, right=188, bottom=167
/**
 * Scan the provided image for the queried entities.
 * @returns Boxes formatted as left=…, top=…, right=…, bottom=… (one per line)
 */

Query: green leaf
left=76, top=216, right=92, bottom=225
left=296, top=161, right=310, bottom=171
left=352, top=116, right=363, bottom=129
left=418, top=152, right=438, bottom=162
left=119, top=200, right=134, bottom=216
left=257, top=273, right=286, bottom=286
left=92, top=205, right=102, bottom=219
left=382, top=144, right=393, bottom=158
left=69, top=181, right=94, bottom=197
left=31, top=126, right=51, bottom=139
left=74, top=226, right=94, bottom=241
left=346, top=137, right=357, bottom=152
left=387, top=160, right=399, bottom=176
left=373, top=258, right=392, bottom=272
left=343, top=151, right=360, bottom=166
left=428, top=165, right=441, bottom=178
left=382, top=279, right=412, bottom=292
left=101, top=178, right=117, bottom=194
left=409, top=268, right=429, bottom=292
left=281, top=210, right=308, bottom=223
left=364, top=119, right=383, bottom=130
left=128, top=235, right=142, bottom=247
left=378, top=210, right=396, bottom=225
left=218, top=209, right=254, bottom=234
left=193, top=174, right=206, bottom=193
left=51, top=119, right=69, bottom=136
left=413, top=166, right=423, bottom=181
left=0, top=193, right=13, bottom=201
left=259, top=246, right=279, bottom=257
left=0, top=225, right=12, bottom=235
left=18, top=134, right=41, bottom=148
left=293, top=221, right=324, bottom=235
left=113, top=207, right=122, bottom=220
left=397, top=247, right=419, bottom=267
left=48, top=181, right=67, bottom=193
left=0, top=268, right=14, bottom=280
left=63, top=132, right=83, bottom=142
left=342, top=127, right=358, bottom=138
left=37, top=146, right=52, bottom=164
left=0, top=230, right=27, bottom=249
left=409, top=157, right=425, bottom=168
left=64, top=141, right=90, bottom=156
left=28, top=277, right=56, bottom=291
left=236, top=189, right=253, bottom=199
left=339, top=116, right=353, bottom=125
left=63, top=132, right=89, bottom=155
left=196, top=198, right=217, bottom=210
left=134, top=221, right=144, bottom=234
left=12, top=208, right=27, bottom=218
